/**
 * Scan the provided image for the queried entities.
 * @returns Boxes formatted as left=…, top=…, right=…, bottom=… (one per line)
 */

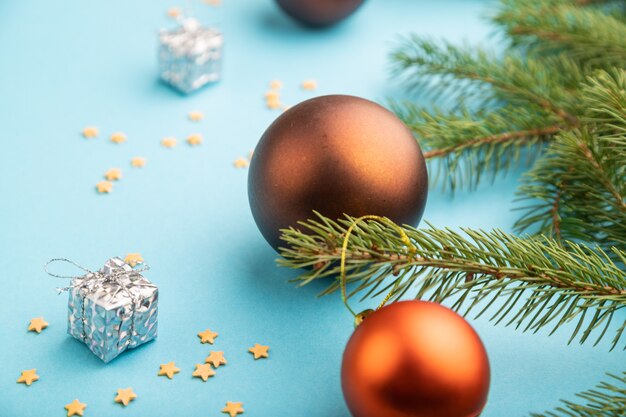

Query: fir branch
left=493, top=0, right=626, bottom=69
left=531, top=372, right=626, bottom=417
left=515, top=70, right=626, bottom=250
left=390, top=103, right=563, bottom=190
left=278, top=214, right=626, bottom=350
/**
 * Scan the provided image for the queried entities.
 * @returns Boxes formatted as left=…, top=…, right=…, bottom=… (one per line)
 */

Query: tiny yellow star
left=28, top=317, right=48, bottom=333
left=198, top=329, right=218, bottom=344
left=301, top=79, right=318, bottom=91
left=104, top=168, right=122, bottom=181
left=222, top=401, right=244, bottom=417
left=65, top=399, right=87, bottom=417
left=114, top=387, right=137, bottom=406
left=192, top=363, right=216, bottom=382
left=269, top=80, right=283, bottom=90
left=266, top=97, right=282, bottom=110
left=264, top=90, right=280, bottom=100
left=167, top=7, right=182, bottom=18
left=205, top=351, right=227, bottom=368
left=188, top=110, right=204, bottom=121
left=158, top=362, right=180, bottom=379
left=161, top=137, right=177, bottom=148
left=110, top=132, right=127, bottom=144
left=17, top=369, right=39, bottom=386
left=203, top=0, right=221, bottom=6
left=233, top=158, right=249, bottom=169
left=96, top=181, right=113, bottom=194
left=82, top=126, right=99, bottom=139
left=248, top=343, right=269, bottom=360
left=124, top=253, right=144, bottom=267
left=131, top=157, right=146, bottom=168
left=187, top=133, right=203, bottom=146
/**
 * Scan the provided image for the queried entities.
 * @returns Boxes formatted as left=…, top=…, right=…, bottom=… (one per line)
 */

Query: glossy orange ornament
left=341, top=301, right=490, bottom=417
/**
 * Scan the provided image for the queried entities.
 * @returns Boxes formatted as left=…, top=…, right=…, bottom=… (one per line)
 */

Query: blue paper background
left=0, top=1, right=623, bottom=416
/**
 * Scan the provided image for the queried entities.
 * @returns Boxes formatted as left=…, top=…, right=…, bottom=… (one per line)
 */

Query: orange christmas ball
left=341, top=301, right=490, bottom=417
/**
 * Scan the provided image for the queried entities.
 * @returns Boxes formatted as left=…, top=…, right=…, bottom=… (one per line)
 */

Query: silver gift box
left=158, top=18, right=223, bottom=94
left=67, top=257, right=158, bottom=363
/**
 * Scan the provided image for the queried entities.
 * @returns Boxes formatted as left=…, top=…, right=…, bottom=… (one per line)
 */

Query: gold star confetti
left=114, top=388, right=137, bottom=406
left=96, top=181, right=113, bottom=194
left=161, top=137, right=177, bottom=148
left=110, top=132, right=127, bottom=144
left=192, top=363, right=216, bottom=382
left=188, top=110, right=204, bottom=121
left=187, top=133, right=203, bottom=146
left=269, top=80, right=283, bottom=90
left=65, top=399, right=87, bottom=417
left=104, top=168, right=122, bottom=181
left=131, top=157, right=146, bottom=168
left=205, top=351, right=227, bottom=368
left=82, top=126, right=99, bottom=139
left=203, top=0, right=221, bottom=6
left=222, top=401, right=244, bottom=417
left=266, top=97, right=282, bottom=110
left=248, top=343, right=269, bottom=360
left=301, top=79, right=318, bottom=91
left=124, top=253, right=144, bottom=267
left=264, top=90, right=280, bottom=100
left=158, top=362, right=180, bottom=379
left=198, top=329, right=218, bottom=344
left=17, top=369, right=39, bottom=386
left=28, top=317, right=48, bottom=333
left=233, top=158, right=249, bottom=169
left=167, top=7, right=182, bottom=18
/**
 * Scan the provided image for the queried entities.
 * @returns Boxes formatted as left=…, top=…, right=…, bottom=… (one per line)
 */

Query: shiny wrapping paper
left=67, top=257, right=158, bottom=363
left=158, top=18, right=223, bottom=94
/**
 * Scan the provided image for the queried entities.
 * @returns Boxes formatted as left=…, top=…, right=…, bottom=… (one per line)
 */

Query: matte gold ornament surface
left=275, top=0, right=365, bottom=27
left=248, top=95, right=428, bottom=251
left=341, top=301, right=490, bottom=417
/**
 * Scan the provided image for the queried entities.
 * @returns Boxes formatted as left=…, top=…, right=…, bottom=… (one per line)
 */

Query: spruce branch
left=515, top=70, right=626, bottom=250
left=278, top=214, right=626, bottom=350
left=531, top=372, right=626, bottom=417
left=493, top=0, right=626, bottom=69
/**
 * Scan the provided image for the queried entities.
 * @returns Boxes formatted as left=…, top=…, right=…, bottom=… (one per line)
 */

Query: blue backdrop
left=0, top=1, right=623, bottom=416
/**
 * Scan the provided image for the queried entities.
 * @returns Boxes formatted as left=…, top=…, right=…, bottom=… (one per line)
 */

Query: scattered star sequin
left=203, top=0, right=222, bottom=6
left=28, top=317, right=48, bottom=333
left=198, top=329, right=218, bottom=344
left=82, top=126, right=99, bottom=139
left=188, top=111, right=204, bottom=121
left=205, top=351, right=227, bottom=368
left=104, top=168, right=122, bottom=181
left=124, top=253, right=144, bottom=267
left=192, top=363, right=216, bottom=382
left=96, top=181, right=113, bottom=194
left=248, top=344, right=269, bottom=360
left=161, top=137, right=177, bottom=148
left=110, top=132, right=127, bottom=144
left=17, top=369, right=39, bottom=386
left=301, top=79, right=318, bottom=91
left=269, top=80, right=283, bottom=90
left=114, top=388, right=137, bottom=406
left=187, top=133, right=203, bottom=146
left=158, top=362, right=180, bottom=379
left=222, top=401, right=244, bottom=417
left=233, top=158, right=249, bottom=169
left=167, top=7, right=182, bottom=18
left=131, top=157, right=146, bottom=168
left=65, top=399, right=87, bottom=417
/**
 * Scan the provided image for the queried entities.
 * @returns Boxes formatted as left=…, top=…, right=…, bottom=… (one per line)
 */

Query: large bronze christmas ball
left=275, top=0, right=365, bottom=27
left=341, top=301, right=491, bottom=417
left=248, top=95, right=428, bottom=251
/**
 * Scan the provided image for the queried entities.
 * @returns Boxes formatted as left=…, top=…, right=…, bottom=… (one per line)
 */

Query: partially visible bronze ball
left=275, top=0, right=365, bottom=27
left=248, top=94, right=428, bottom=251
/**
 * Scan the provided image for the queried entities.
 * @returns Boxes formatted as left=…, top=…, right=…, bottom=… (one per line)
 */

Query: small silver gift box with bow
left=51, top=257, right=158, bottom=363
left=158, top=18, right=223, bottom=94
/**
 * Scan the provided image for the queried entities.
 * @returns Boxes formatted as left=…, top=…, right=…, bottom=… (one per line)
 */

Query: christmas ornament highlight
left=248, top=94, right=428, bottom=251
left=275, top=0, right=365, bottom=27
left=341, top=301, right=490, bottom=417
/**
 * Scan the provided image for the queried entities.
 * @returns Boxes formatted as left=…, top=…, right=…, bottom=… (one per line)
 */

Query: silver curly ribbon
left=46, top=258, right=158, bottom=362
